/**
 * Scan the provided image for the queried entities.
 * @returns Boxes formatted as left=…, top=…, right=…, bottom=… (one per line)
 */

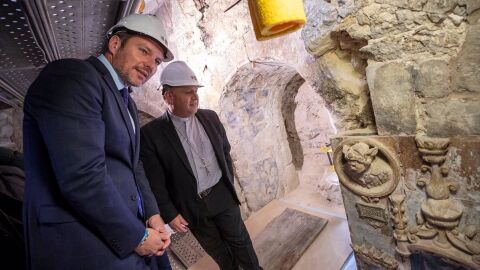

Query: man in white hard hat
left=140, top=61, right=263, bottom=270
left=23, top=14, right=173, bottom=269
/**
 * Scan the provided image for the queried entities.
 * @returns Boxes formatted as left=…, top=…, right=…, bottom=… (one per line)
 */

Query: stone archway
left=219, top=61, right=305, bottom=212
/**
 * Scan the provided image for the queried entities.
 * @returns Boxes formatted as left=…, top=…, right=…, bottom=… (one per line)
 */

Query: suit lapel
left=86, top=57, right=136, bottom=165
left=196, top=110, right=226, bottom=173
left=130, top=99, right=141, bottom=168
left=160, top=113, right=196, bottom=178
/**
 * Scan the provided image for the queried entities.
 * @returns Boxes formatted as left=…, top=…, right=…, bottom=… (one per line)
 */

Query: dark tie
left=120, top=87, right=129, bottom=107
left=120, top=87, right=143, bottom=217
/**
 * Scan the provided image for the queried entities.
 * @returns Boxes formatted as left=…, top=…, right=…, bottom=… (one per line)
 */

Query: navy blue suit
left=23, top=57, right=159, bottom=269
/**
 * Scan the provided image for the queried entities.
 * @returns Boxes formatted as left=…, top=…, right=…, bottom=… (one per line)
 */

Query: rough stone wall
left=364, top=2, right=480, bottom=137
left=303, top=0, right=479, bottom=136
left=302, top=0, right=374, bottom=132
left=0, top=108, right=22, bottom=151
left=11, top=108, right=22, bottom=151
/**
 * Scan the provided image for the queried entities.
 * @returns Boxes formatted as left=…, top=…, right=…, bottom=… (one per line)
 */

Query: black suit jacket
left=23, top=57, right=159, bottom=269
left=140, top=109, right=240, bottom=228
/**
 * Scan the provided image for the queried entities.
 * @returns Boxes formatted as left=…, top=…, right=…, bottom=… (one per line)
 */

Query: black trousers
left=191, top=182, right=262, bottom=270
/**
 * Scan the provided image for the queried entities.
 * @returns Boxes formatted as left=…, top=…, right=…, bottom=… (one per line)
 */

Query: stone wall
left=0, top=108, right=22, bottom=151
left=11, top=108, right=22, bottom=151
left=303, top=0, right=479, bottom=136
left=302, top=0, right=374, bottom=132
left=302, top=0, right=480, bottom=269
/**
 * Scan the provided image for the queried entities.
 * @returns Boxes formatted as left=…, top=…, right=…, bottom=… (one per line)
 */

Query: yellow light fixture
left=248, top=0, right=306, bottom=41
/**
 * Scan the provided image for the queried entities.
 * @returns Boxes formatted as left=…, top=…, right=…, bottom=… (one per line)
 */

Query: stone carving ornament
left=413, top=136, right=464, bottom=248
left=355, top=202, right=388, bottom=228
left=389, top=192, right=409, bottom=243
left=334, top=139, right=401, bottom=199
left=352, top=243, right=399, bottom=270
left=388, top=136, right=480, bottom=268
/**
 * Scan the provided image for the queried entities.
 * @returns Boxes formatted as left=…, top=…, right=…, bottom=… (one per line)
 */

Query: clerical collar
left=168, top=110, right=193, bottom=123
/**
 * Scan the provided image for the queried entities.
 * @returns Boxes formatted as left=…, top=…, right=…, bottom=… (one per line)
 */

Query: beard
left=118, top=69, right=144, bottom=87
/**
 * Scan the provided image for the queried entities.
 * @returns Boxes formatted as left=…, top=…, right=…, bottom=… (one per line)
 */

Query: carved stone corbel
left=333, top=138, right=401, bottom=200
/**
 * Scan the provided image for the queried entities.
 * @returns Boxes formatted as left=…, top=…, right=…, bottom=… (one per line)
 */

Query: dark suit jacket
left=23, top=57, right=159, bottom=270
left=140, top=109, right=240, bottom=228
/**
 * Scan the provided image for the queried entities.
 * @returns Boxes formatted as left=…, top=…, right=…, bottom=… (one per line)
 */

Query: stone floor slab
left=253, top=208, right=328, bottom=270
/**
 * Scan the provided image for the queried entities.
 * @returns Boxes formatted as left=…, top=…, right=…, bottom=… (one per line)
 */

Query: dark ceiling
left=0, top=0, right=140, bottom=109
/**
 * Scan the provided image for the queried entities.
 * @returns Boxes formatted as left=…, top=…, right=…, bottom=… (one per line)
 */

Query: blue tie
left=120, top=87, right=129, bottom=107
left=120, top=87, right=143, bottom=217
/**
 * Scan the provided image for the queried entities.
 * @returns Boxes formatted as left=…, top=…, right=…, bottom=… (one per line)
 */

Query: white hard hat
left=107, top=14, right=174, bottom=62
left=160, top=61, right=203, bottom=89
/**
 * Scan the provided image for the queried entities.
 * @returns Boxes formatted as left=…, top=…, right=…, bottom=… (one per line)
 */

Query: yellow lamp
left=248, top=0, right=306, bottom=41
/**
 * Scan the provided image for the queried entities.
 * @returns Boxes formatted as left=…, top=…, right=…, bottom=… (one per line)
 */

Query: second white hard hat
left=160, top=61, right=203, bottom=88
left=107, top=14, right=174, bottom=62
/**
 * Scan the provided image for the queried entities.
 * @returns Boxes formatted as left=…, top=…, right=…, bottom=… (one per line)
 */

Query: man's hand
left=134, top=228, right=167, bottom=257
left=169, top=214, right=189, bottom=233
left=147, top=214, right=171, bottom=254
left=147, top=214, right=166, bottom=232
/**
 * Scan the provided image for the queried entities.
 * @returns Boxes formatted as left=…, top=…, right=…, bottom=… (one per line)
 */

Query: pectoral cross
left=200, top=158, right=210, bottom=175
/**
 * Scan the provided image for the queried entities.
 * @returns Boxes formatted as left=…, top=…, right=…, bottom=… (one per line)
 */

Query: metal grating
left=169, top=231, right=207, bottom=268
left=0, top=0, right=139, bottom=108
left=0, top=68, right=41, bottom=96
left=0, top=0, right=48, bottom=107
left=46, top=0, right=83, bottom=58
left=84, top=0, right=121, bottom=56
left=44, top=0, right=121, bottom=59
left=166, top=248, right=188, bottom=270
left=0, top=0, right=47, bottom=71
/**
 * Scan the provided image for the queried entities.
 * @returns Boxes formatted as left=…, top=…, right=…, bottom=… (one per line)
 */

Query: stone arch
left=218, top=60, right=305, bottom=211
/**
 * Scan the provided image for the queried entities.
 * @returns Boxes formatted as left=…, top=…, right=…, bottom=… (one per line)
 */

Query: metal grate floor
left=169, top=231, right=207, bottom=268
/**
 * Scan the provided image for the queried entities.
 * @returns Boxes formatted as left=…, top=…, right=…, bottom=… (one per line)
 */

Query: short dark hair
left=101, top=28, right=134, bottom=54
left=161, top=85, right=173, bottom=95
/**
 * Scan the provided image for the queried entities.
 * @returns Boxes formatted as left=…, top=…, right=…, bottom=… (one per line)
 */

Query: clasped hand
left=135, top=214, right=171, bottom=257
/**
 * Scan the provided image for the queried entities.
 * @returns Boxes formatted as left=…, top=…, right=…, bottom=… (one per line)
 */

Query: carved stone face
left=347, top=160, right=368, bottom=173
left=343, top=142, right=379, bottom=174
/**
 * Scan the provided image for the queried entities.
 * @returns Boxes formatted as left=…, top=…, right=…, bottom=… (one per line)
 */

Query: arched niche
left=218, top=61, right=305, bottom=211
